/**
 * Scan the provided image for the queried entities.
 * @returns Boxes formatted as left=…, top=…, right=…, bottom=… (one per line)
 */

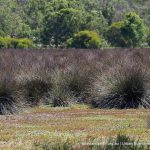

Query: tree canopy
left=0, top=0, right=150, bottom=48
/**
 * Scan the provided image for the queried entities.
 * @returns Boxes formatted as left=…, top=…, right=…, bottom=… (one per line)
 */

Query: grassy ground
left=0, top=105, right=150, bottom=149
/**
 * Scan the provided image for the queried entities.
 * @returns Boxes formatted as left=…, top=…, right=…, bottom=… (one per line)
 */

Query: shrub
left=99, top=38, right=111, bottom=48
left=67, top=30, right=101, bottom=49
left=90, top=66, right=150, bottom=109
left=147, top=31, right=150, bottom=47
left=0, top=37, right=8, bottom=48
left=17, top=38, right=34, bottom=49
left=10, top=38, right=19, bottom=48
left=0, top=37, right=16, bottom=48
left=0, top=37, right=34, bottom=49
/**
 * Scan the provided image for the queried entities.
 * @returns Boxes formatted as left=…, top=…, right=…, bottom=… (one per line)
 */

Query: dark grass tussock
left=20, top=78, right=50, bottom=106
left=16, top=70, right=52, bottom=106
left=50, top=67, right=91, bottom=106
left=50, top=70, right=74, bottom=107
left=0, top=82, right=17, bottom=114
left=0, top=74, right=23, bottom=114
left=90, top=65, right=150, bottom=109
left=0, top=48, right=150, bottom=113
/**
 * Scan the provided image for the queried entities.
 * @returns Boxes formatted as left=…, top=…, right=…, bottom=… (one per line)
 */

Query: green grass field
left=0, top=104, right=150, bottom=149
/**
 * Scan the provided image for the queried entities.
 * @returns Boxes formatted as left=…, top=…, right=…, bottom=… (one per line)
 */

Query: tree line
left=0, top=0, right=150, bottom=49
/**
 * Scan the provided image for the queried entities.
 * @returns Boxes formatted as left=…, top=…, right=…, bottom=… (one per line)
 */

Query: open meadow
left=0, top=105, right=150, bottom=149
left=0, top=49, right=150, bottom=149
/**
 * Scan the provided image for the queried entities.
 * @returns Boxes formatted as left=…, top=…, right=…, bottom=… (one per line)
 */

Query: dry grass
left=0, top=48, right=150, bottom=111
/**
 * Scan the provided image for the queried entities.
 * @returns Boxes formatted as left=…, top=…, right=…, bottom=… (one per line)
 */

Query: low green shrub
left=90, top=66, right=150, bottom=109
left=0, top=37, right=34, bottom=49
left=67, top=30, right=101, bottom=49
left=0, top=37, right=8, bottom=48
left=17, top=38, right=34, bottom=49
left=147, top=32, right=150, bottom=47
left=10, top=38, right=19, bottom=48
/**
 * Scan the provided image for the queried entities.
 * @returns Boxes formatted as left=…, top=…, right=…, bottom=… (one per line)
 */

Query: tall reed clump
left=50, top=66, right=91, bottom=107
left=0, top=74, right=24, bottom=114
left=16, top=71, right=52, bottom=106
left=50, top=70, right=74, bottom=107
left=90, top=64, right=150, bottom=109
left=0, top=81, right=17, bottom=114
left=66, top=66, right=92, bottom=103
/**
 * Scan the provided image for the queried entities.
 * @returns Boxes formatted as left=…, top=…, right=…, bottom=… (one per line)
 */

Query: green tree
left=121, top=12, right=146, bottom=47
left=67, top=30, right=101, bottom=49
left=147, top=29, right=150, bottom=47
left=46, top=0, right=69, bottom=12
left=0, top=0, right=149, bottom=48
left=106, top=12, right=146, bottom=47
left=84, top=11, right=108, bottom=35
left=42, top=8, right=86, bottom=47
left=0, top=0, right=34, bottom=39
left=106, top=21, right=126, bottom=47
left=102, top=2, right=115, bottom=25
left=0, top=0, right=22, bottom=36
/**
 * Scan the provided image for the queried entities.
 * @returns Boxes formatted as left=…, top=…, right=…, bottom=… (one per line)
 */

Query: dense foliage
left=0, top=0, right=150, bottom=48
left=106, top=12, right=146, bottom=47
left=0, top=37, right=33, bottom=49
left=67, top=30, right=101, bottom=49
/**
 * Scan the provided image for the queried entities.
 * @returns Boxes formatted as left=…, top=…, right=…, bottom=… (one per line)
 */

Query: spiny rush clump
left=90, top=67, right=150, bottom=109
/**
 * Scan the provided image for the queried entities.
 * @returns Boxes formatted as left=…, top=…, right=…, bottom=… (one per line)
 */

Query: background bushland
left=0, top=0, right=150, bottom=48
